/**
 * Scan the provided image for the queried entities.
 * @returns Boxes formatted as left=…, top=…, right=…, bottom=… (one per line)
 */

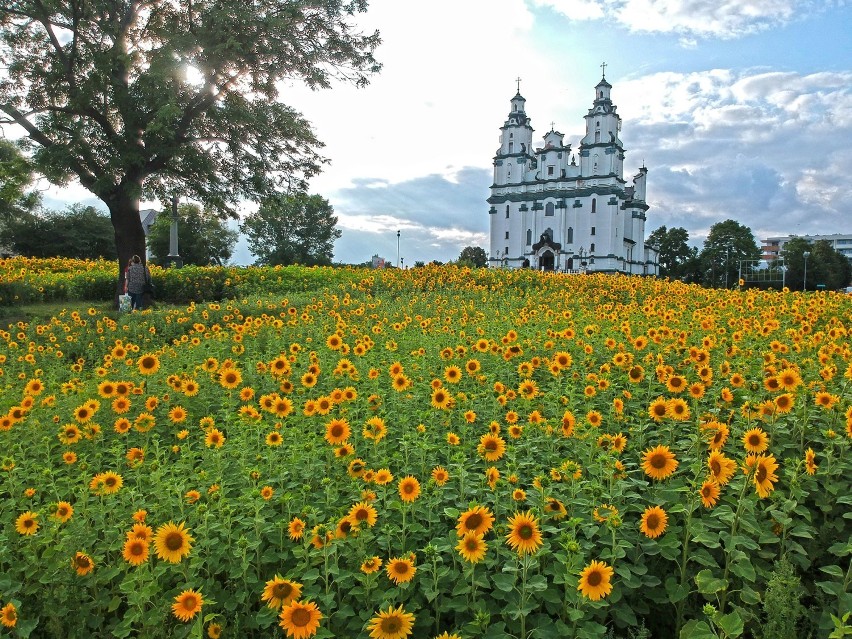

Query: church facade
left=487, top=74, right=657, bottom=275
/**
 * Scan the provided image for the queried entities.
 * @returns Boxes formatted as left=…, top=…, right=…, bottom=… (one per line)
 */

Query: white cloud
left=531, top=0, right=834, bottom=39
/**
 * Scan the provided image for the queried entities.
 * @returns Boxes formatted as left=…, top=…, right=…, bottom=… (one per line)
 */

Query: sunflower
left=1, top=602, right=17, bottom=628
left=89, top=471, right=124, bottom=495
left=666, top=375, right=687, bottom=393
left=431, top=466, right=449, bottom=486
left=444, top=365, right=462, bottom=383
left=666, top=398, right=690, bottom=421
left=279, top=599, right=323, bottom=639
left=168, top=406, right=187, bottom=423
left=647, top=397, right=668, bottom=422
left=593, top=504, right=619, bottom=523
left=262, top=576, right=302, bottom=609
left=205, top=428, right=225, bottom=448
left=577, top=560, right=614, bottom=601
left=742, top=427, right=769, bottom=453
left=374, top=468, right=394, bottom=485
left=154, top=521, right=194, bottom=563
left=398, top=476, right=421, bottom=503
left=324, top=418, right=351, bottom=445
left=367, top=604, right=415, bottom=639
left=361, top=556, right=383, bottom=574
left=15, top=511, right=38, bottom=536
left=639, top=505, right=668, bottom=539
left=706, top=422, right=729, bottom=450
left=707, top=451, right=736, bottom=486
left=207, top=622, right=222, bottom=638
left=774, top=393, right=795, bottom=413
left=172, top=589, right=203, bottom=622
left=456, top=532, right=487, bottom=563
left=58, top=424, right=82, bottom=445
left=446, top=432, right=460, bottom=445
left=609, top=432, right=627, bottom=453
left=456, top=505, right=494, bottom=537
left=505, top=511, right=543, bottom=555
left=386, top=556, right=416, bottom=584
left=137, top=354, right=160, bottom=375
left=753, top=454, right=780, bottom=498
left=430, top=388, right=452, bottom=410
left=699, top=480, right=720, bottom=508
left=641, top=445, right=678, bottom=480
left=288, top=517, right=306, bottom=540
left=219, top=368, right=242, bottom=389
left=545, top=498, right=568, bottom=520
left=122, top=538, right=150, bottom=566
left=477, top=433, right=506, bottom=461
left=814, top=391, right=839, bottom=409
left=266, top=431, right=283, bottom=447
left=804, top=448, right=818, bottom=475
left=128, top=523, right=153, bottom=541
left=53, top=501, right=74, bottom=523
left=72, top=552, right=94, bottom=576
left=777, top=367, right=801, bottom=391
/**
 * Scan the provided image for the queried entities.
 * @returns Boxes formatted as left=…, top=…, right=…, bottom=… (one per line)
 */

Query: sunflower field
left=1, top=260, right=850, bottom=639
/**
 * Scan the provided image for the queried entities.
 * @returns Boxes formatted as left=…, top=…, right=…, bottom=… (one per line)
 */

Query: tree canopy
left=647, top=225, right=700, bottom=282
left=457, top=246, right=487, bottom=268
left=0, top=139, right=40, bottom=222
left=698, top=219, right=761, bottom=288
left=0, top=0, right=380, bottom=288
left=148, top=203, right=237, bottom=266
left=781, top=238, right=852, bottom=291
left=241, top=192, right=341, bottom=266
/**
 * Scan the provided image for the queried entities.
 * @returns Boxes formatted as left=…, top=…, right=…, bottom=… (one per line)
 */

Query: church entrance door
left=540, top=251, right=555, bottom=271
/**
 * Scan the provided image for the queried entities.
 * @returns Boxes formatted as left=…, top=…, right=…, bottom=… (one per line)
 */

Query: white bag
left=119, top=294, right=132, bottom=313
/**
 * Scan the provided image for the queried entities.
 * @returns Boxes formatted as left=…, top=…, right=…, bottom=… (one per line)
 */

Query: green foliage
left=0, top=139, right=40, bottom=223
left=647, top=226, right=701, bottom=283
left=0, top=205, right=116, bottom=260
left=781, top=238, right=852, bottom=291
left=699, top=219, right=761, bottom=288
left=241, top=192, right=342, bottom=266
left=147, top=204, right=237, bottom=266
left=761, top=559, right=803, bottom=639
left=458, top=246, right=488, bottom=268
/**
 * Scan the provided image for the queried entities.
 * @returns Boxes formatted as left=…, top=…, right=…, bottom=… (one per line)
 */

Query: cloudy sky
left=41, top=0, right=852, bottom=266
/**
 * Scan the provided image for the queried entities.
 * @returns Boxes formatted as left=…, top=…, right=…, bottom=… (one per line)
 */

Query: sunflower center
left=273, top=583, right=292, bottom=599
left=710, top=460, right=721, bottom=475
left=182, top=596, right=197, bottom=610
left=331, top=425, right=343, bottom=437
left=702, top=486, right=712, bottom=497
left=465, top=513, right=483, bottom=529
left=23, top=519, right=34, bottom=529
left=131, top=542, right=144, bottom=556
left=651, top=454, right=667, bottom=469
left=466, top=539, right=478, bottom=551
left=165, top=532, right=184, bottom=551
left=587, top=571, right=602, bottom=586
left=749, top=435, right=760, bottom=446
left=646, top=514, right=659, bottom=529
left=519, top=524, right=533, bottom=540
left=403, top=484, right=414, bottom=494
left=291, top=608, right=311, bottom=627
left=393, top=562, right=409, bottom=575
left=756, top=466, right=767, bottom=482
left=381, top=618, right=401, bottom=633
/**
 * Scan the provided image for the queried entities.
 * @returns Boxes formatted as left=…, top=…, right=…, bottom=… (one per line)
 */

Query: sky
left=37, top=0, right=852, bottom=266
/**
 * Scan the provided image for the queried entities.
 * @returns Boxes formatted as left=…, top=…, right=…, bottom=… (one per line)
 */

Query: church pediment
left=532, top=234, right=561, bottom=252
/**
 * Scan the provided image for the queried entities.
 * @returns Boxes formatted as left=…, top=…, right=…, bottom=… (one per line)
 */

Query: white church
left=487, top=72, right=658, bottom=275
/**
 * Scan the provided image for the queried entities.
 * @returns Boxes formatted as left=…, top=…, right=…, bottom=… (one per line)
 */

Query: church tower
left=487, top=70, right=657, bottom=275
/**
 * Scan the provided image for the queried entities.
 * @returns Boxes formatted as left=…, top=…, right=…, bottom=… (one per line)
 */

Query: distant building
left=762, top=234, right=852, bottom=263
left=371, top=254, right=387, bottom=269
left=487, top=72, right=657, bottom=275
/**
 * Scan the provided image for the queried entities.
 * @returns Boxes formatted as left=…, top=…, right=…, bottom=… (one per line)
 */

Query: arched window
left=591, top=198, right=596, bottom=213
left=595, top=131, right=600, bottom=143
left=545, top=202, right=554, bottom=216
left=526, top=229, right=532, bottom=245
left=508, top=142, right=514, bottom=153
left=566, top=227, right=574, bottom=244
left=590, top=243, right=595, bottom=252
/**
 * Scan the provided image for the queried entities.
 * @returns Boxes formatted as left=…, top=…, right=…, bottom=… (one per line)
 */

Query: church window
left=505, top=205, right=510, bottom=218
left=547, top=166, right=554, bottom=176
left=526, top=229, right=532, bottom=245
left=591, top=226, right=596, bottom=236
left=590, top=243, right=595, bottom=252
left=591, top=198, right=596, bottom=213
left=566, top=227, right=574, bottom=243
left=509, top=142, right=514, bottom=153
left=505, top=231, right=509, bottom=240
left=505, top=246, right=509, bottom=256
left=545, top=202, right=554, bottom=216
left=595, top=131, right=600, bottom=143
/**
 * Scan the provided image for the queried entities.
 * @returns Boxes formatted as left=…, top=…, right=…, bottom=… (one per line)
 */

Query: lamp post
left=396, top=230, right=400, bottom=268
left=400, top=257, right=404, bottom=270
left=724, top=248, right=730, bottom=289
left=166, top=195, right=183, bottom=268
left=803, top=251, right=810, bottom=292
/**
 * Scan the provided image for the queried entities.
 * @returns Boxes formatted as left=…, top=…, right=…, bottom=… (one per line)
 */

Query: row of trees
left=649, top=221, right=852, bottom=291
left=1, top=138, right=340, bottom=266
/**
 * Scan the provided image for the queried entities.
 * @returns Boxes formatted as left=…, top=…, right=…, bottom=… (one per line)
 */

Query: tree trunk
left=106, top=190, right=147, bottom=306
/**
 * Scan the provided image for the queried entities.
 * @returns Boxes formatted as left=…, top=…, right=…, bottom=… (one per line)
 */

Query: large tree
left=699, top=219, right=761, bottom=288
left=781, top=237, right=852, bottom=291
left=148, top=203, right=237, bottom=266
left=0, top=139, right=40, bottom=222
left=458, top=246, right=487, bottom=268
left=0, top=1, right=380, bottom=292
left=647, top=225, right=695, bottom=281
left=241, top=192, right=341, bottom=266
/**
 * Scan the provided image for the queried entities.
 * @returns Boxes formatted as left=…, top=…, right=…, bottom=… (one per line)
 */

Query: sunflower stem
left=674, top=498, right=695, bottom=635
left=719, top=476, right=750, bottom=615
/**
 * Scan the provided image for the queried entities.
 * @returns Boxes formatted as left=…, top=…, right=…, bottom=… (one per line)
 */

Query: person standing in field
left=124, top=255, right=150, bottom=311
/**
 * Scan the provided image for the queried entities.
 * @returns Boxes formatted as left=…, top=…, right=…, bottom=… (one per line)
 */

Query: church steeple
left=494, top=83, right=534, bottom=185
left=579, top=65, right=623, bottom=179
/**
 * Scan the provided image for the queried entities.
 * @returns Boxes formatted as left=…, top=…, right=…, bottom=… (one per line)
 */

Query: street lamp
left=803, top=251, right=810, bottom=292
left=396, top=230, right=400, bottom=268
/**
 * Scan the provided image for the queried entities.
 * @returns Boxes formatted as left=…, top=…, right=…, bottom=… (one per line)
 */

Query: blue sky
left=39, top=0, right=852, bottom=266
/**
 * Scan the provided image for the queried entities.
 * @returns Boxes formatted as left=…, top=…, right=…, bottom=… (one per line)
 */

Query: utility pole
left=396, top=230, right=400, bottom=268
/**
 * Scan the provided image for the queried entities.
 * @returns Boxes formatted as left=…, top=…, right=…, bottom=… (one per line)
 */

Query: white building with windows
left=762, top=234, right=852, bottom=264
left=487, top=74, right=657, bottom=274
